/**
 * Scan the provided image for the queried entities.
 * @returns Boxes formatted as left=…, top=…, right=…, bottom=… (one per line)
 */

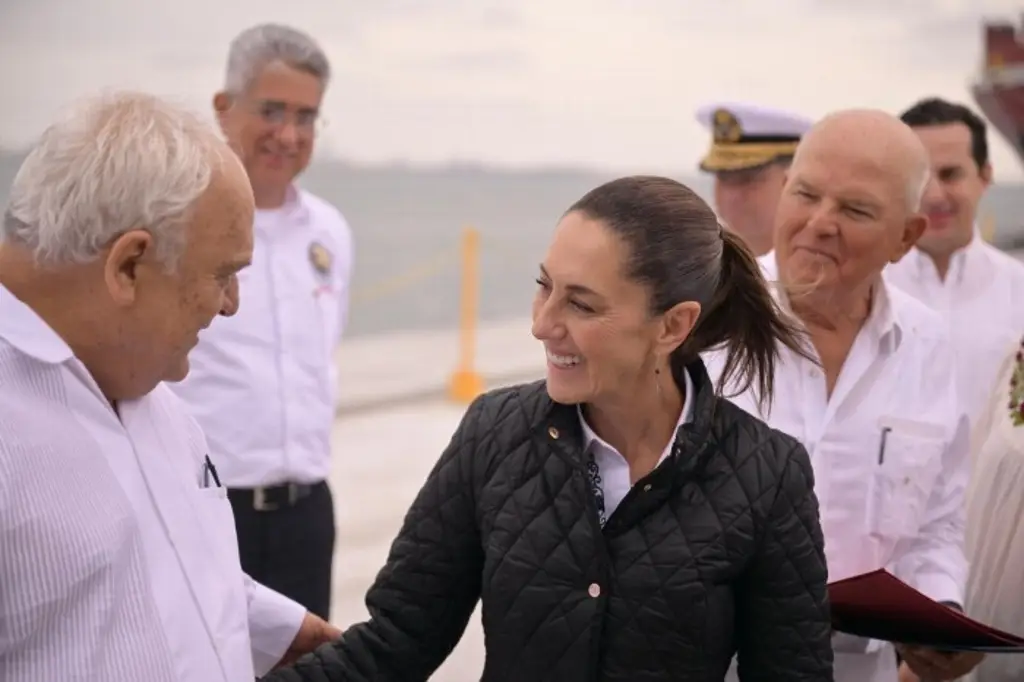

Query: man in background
left=709, top=108, right=980, bottom=682
left=887, top=97, right=1024, bottom=435
left=890, top=99, right=1024, bottom=682
left=169, top=23, right=354, bottom=621
left=695, top=101, right=813, bottom=255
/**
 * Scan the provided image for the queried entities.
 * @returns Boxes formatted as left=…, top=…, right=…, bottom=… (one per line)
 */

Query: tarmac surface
left=328, top=399, right=489, bottom=680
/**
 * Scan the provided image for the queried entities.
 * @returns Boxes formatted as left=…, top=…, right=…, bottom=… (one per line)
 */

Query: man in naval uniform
left=696, top=102, right=813, bottom=256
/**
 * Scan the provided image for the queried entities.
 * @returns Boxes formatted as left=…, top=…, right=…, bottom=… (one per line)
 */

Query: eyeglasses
left=246, top=98, right=327, bottom=136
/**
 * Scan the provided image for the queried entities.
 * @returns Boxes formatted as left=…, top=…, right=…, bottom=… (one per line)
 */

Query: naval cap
left=696, top=102, right=813, bottom=173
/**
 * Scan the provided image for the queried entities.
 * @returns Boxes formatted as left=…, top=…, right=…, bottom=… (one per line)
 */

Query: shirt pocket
left=192, top=486, right=253, bottom=674
left=865, top=424, right=945, bottom=540
left=194, top=487, right=244, bottom=575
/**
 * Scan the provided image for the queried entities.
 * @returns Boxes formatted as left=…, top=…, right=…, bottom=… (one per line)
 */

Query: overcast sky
left=0, top=0, right=1021, bottom=181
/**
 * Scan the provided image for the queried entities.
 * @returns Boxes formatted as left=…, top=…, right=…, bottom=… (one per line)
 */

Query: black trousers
left=228, top=480, right=335, bottom=620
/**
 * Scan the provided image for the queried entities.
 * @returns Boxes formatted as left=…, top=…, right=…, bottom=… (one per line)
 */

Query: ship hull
left=971, top=16, right=1024, bottom=167
left=972, top=83, right=1024, bottom=162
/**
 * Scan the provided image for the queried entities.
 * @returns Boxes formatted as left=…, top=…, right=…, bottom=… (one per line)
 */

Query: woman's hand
left=275, top=613, right=343, bottom=668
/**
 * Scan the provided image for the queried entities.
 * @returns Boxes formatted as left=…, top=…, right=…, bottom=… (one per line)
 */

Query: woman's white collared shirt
left=578, top=368, right=696, bottom=521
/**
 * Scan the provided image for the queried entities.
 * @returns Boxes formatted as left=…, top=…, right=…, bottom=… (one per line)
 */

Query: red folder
left=828, top=569, right=1024, bottom=652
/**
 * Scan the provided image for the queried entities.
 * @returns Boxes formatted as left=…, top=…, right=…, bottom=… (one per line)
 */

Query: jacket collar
left=539, top=358, right=718, bottom=473
left=577, top=366, right=695, bottom=460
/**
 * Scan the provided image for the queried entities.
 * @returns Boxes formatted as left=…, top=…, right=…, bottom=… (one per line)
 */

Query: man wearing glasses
left=169, top=23, right=353, bottom=625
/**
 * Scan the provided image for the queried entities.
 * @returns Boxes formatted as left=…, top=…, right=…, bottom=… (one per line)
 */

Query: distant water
left=1, top=152, right=1021, bottom=339
left=274, top=161, right=1024, bottom=340
left=300, top=163, right=628, bottom=339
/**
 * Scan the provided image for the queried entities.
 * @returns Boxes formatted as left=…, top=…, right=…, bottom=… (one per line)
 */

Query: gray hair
left=1, top=91, right=231, bottom=269
left=224, top=24, right=331, bottom=94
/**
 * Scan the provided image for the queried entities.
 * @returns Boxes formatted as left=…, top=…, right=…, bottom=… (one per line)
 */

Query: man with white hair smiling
left=0, top=91, right=338, bottom=681
left=707, top=109, right=980, bottom=682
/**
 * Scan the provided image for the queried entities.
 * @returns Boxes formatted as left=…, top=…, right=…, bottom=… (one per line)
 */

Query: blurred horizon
left=3, top=0, right=1022, bottom=340
left=1, top=147, right=1021, bottom=187
left=2, top=1, right=1023, bottom=181
left=4, top=149, right=1018, bottom=341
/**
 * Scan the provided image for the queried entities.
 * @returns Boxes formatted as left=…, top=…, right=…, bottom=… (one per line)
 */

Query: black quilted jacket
left=265, top=360, right=833, bottom=682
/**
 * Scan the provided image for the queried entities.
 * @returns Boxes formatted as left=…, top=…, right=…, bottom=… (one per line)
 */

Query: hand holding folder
left=828, top=569, right=1024, bottom=652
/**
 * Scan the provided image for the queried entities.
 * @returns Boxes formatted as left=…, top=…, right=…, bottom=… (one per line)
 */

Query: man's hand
left=275, top=612, right=343, bottom=669
left=896, top=644, right=984, bottom=681
left=898, top=661, right=921, bottom=682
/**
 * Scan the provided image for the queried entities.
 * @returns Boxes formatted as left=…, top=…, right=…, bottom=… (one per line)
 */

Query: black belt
left=229, top=481, right=323, bottom=512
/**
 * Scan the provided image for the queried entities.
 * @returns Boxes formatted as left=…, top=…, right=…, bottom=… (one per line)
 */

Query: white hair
left=224, top=24, right=330, bottom=94
left=1, top=91, right=231, bottom=269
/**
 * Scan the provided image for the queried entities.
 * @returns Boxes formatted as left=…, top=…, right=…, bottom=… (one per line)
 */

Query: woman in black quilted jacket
left=265, top=176, right=834, bottom=681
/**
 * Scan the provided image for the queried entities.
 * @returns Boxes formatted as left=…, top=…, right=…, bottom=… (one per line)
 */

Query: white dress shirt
left=169, top=187, right=353, bottom=487
left=885, top=235, right=1024, bottom=430
left=579, top=368, right=695, bottom=519
left=0, top=284, right=305, bottom=681
left=706, top=254, right=970, bottom=682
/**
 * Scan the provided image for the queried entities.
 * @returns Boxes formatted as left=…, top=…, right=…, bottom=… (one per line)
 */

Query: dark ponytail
left=567, top=175, right=813, bottom=413
left=673, top=229, right=813, bottom=412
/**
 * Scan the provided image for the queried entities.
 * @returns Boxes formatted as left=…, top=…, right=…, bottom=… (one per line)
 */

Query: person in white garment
left=0, top=91, right=339, bottom=682
left=956, top=337, right=1024, bottom=682
left=707, top=109, right=980, bottom=682
left=887, top=98, right=1024, bottom=430
left=888, top=101, right=1024, bottom=682
left=695, top=101, right=813, bottom=256
left=167, top=24, right=353, bottom=621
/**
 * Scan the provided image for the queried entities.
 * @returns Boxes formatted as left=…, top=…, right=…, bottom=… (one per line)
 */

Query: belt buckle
left=253, top=487, right=278, bottom=512
left=287, top=483, right=300, bottom=505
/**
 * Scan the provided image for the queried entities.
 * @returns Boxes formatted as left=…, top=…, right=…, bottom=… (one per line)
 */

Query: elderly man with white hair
left=0, top=91, right=338, bottom=682
left=167, top=23, right=353, bottom=622
left=708, top=109, right=980, bottom=682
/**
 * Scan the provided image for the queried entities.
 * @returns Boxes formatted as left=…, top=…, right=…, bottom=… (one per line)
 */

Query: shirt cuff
left=248, top=581, right=307, bottom=676
left=915, top=571, right=963, bottom=607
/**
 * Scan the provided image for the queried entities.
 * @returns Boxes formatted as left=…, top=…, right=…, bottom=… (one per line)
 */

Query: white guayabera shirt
left=707, top=253, right=970, bottom=682
left=885, top=233, right=1024, bottom=431
left=0, top=283, right=305, bottom=682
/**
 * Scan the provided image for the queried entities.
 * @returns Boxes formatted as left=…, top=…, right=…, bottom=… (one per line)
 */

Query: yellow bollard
left=448, top=226, right=485, bottom=403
